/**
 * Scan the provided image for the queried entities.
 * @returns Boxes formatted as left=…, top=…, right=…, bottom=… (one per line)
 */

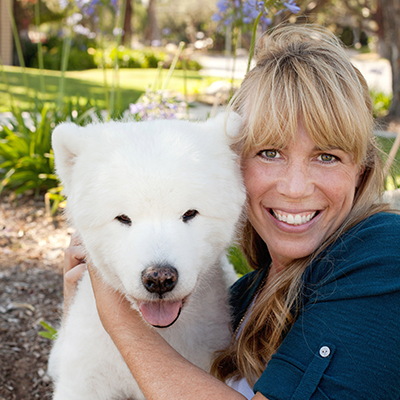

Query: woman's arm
left=87, top=264, right=268, bottom=400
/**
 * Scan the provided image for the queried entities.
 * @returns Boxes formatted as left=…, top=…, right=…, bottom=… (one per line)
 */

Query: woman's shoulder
left=354, top=211, right=400, bottom=232
left=305, top=211, right=400, bottom=301
left=336, top=211, right=400, bottom=254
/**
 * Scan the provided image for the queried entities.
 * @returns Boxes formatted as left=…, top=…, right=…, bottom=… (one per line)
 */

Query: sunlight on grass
left=0, top=66, right=230, bottom=113
left=377, top=136, right=400, bottom=189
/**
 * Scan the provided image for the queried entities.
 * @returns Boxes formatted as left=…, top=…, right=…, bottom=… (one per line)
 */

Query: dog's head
left=52, top=113, right=245, bottom=327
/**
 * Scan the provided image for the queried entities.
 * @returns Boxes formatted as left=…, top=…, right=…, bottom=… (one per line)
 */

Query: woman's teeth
left=273, top=211, right=316, bottom=225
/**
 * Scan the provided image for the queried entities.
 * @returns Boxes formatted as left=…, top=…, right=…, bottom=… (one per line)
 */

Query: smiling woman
left=210, top=24, right=400, bottom=399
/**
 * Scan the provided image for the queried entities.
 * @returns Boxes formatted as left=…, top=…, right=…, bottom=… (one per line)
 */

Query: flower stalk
left=162, top=41, right=185, bottom=91
left=110, top=0, right=127, bottom=117
left=247, top=10, right=263, bottom=73
left=34, top=0, right=45, bottom=96
left=6, top=0, right=29, bottom=97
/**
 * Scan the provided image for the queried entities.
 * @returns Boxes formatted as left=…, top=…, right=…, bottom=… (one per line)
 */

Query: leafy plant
left=228, top=246, right=251, bottom=277
left=38, top=320, right=58, bottom=340
left=0, top=104, right=57, bottom=196
left=0, top=100, right=98, bottom=198
left=370, top=90, right=392, bottom=118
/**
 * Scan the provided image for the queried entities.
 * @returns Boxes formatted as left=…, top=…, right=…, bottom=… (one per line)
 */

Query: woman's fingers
left=63, top=245, right=86, bottom=273
left=63, top=233, right=87, bottom=318
left=64, top=262, right=87, bottom=295
left=69, top=232, right=83, bottom=247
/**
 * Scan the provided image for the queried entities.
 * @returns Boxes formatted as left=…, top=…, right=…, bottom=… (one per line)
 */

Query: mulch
left=0, top=193, right=71, bottom=400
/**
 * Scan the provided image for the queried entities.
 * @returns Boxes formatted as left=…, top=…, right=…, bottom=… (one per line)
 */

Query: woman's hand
left=63, top=233, right=87, bottom=317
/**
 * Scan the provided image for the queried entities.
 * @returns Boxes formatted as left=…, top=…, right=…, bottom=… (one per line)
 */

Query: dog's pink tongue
left=138, top=300, right=182, bottom=328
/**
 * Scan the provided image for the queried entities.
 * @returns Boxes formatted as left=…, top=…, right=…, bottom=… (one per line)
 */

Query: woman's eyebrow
left=314, top=146, right=343, bottom=151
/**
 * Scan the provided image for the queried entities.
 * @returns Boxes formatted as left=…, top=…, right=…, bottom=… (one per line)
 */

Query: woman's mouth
left=270, top=209, right=319, bottom=226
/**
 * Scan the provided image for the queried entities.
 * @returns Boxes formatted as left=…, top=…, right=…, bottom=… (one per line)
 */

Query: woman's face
left=242, top=125, right=363, bottom=270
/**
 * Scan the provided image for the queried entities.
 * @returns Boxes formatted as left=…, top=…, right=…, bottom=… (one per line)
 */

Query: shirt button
left=319, top=346, right=331, bottom=358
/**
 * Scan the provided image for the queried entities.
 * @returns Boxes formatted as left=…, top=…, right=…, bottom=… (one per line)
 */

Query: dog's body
left=48, top=114, right=246, bottom=399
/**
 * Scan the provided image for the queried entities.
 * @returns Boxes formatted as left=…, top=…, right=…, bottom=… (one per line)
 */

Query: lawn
left=376, top=136, right=400, bottom=189
left=0, top=66, right=223, bottom=113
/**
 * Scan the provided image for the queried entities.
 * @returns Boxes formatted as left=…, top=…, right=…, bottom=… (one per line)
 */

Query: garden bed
left=0, top=194, right=70, bottom=399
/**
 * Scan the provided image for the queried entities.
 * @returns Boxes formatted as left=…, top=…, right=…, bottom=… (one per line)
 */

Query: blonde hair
left=211, top=23, right=390, bottom=385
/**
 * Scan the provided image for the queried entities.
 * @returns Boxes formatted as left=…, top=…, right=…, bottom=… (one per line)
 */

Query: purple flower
left=283, top=0, right=300, bottom=13
left=129, top=103, right=144, bottom=114
left=260, top=16, right=272, bottom=25
left=211, top=13, right=223, bottom=21
left=224, top=17, right=233, bottom=25
left=217, top=0, right=229, bottom=12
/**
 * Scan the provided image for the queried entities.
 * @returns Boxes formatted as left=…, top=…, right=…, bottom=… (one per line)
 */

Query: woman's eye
left=259, top=149, right=281, bottom=159
left=317, top=153, right=337, bottom=163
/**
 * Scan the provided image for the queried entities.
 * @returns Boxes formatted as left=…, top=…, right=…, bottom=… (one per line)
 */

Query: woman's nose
left=276, top=163, right=314, bottom=199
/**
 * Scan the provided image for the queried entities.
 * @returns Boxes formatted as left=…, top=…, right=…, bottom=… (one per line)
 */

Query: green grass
left=0, top=66, right=224, bottom=112
left=376, top=136, right=400, bottom=189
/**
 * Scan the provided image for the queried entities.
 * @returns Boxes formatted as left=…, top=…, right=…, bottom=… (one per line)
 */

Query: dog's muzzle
left=138, top=264, right=182, bottom=328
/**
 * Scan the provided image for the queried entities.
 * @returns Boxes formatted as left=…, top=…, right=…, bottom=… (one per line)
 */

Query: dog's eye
left=182, top=210, right=198, bottom=223
left=115, top=214, right=132, bottom=226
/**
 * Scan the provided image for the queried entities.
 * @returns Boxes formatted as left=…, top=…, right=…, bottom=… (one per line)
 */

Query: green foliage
left=228, top=246, right=251, bottom=277
left=370, top=90, right=392, bottom=118
left=0, top=104, right=57, bottom=196
left=93, top=46, right=202, bottom=71
left=0, top=100, right=98, bottom=198
left=30, top=35, right=96, bottom=71
left=94, top=46, right=160, bottom=69
left=38, top=320, right=58, bottom=340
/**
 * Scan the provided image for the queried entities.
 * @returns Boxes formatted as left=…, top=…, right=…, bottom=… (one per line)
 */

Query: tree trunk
left=373, top=1, right=388, bottom=59
left=123, top=0, right=133, bottom=47
left=144, top=0, right=159, bottom=45
left=380, top=0, right=400, bottom=117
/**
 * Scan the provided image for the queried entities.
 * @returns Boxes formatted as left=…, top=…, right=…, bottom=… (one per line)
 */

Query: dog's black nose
left=141, top=265, right=178, bottom=295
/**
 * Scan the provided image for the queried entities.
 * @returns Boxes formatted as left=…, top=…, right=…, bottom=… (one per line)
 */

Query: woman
left=64, top=24, right=400, bottom=399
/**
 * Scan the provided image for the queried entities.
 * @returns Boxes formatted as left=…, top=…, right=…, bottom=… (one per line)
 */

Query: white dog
left=48, top=113, right=246, bottom=400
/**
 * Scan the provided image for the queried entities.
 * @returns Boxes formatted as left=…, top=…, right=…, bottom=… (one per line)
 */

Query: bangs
left=230, top=26, right=374, bottom=165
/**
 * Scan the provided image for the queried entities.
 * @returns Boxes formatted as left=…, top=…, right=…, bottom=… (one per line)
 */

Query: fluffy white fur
left=48, top=113, right=246, bottom=399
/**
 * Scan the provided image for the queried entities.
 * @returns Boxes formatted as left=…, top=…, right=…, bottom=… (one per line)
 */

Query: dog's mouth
left=137, top=300, right=183, bottom=328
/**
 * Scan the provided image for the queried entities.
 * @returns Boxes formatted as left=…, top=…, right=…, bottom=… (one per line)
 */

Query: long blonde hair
left=211, top=24, right=390, bottom=385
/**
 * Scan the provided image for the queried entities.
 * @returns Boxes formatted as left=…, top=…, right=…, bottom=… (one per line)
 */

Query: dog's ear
left=209, top=112, right=243, bottom=139
left=52, top=122, right=86, bottom=196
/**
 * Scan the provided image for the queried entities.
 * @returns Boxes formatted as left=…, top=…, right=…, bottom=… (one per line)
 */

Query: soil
left=0, top=193, right=72, bottom=400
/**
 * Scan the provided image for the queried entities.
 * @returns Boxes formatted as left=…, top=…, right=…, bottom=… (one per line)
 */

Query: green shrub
left=93, top=46, right=202, bottom=71
left=0, top=105, right=57, bottom=196
left=30, top=35, right=96, bottom=71
left=370, top=90, right=392, bottom=118
left=94, top=46, right=166, bottom=69
left=0, top=101, right=98, bottom=197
